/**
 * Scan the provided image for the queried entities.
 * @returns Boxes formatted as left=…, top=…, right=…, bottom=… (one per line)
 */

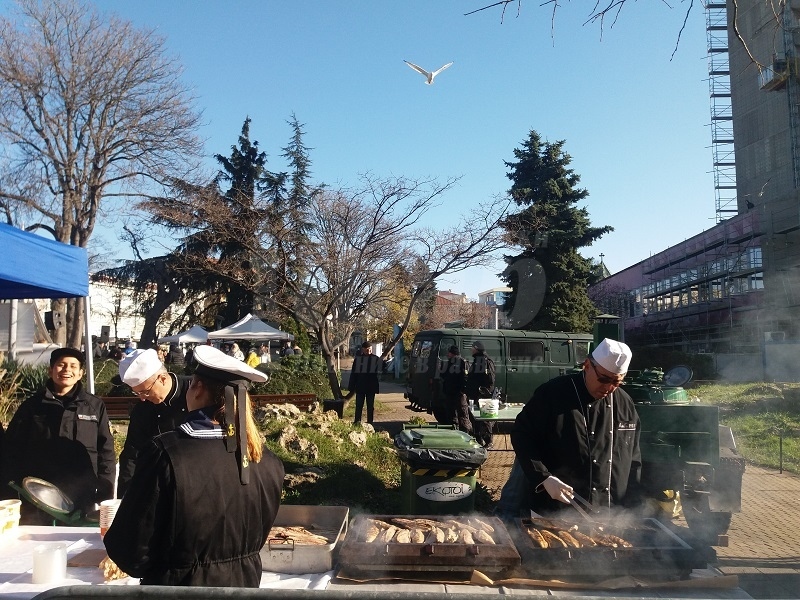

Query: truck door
left=505, top=339, right=546, bottom=403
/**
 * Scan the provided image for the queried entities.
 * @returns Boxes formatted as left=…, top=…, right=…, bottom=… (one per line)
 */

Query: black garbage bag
left=394, top=428, right=488, bottom=470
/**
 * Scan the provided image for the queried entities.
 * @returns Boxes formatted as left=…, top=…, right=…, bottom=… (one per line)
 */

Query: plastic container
left=394, top=425, right=487, bottom=515
left=260, top=505, right=348, bottom=573
left=0, top=499, right=21, bottom=533
left=480, top=398, right=500, bottom=418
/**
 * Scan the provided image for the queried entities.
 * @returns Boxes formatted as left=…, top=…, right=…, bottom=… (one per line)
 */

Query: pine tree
left=500, top=130, right=612, bottom=332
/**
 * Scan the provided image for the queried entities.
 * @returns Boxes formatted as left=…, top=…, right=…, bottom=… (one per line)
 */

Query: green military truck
left=403, top=327, right=592, bottom=411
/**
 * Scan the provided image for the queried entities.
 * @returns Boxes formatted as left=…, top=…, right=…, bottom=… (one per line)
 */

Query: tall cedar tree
left=212, top=117, right=269, bottom=326
left=500, top=130, right=612, bottom=332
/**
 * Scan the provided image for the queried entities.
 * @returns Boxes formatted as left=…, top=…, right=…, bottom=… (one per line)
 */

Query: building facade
left=591, top=1, right=800, bottom=361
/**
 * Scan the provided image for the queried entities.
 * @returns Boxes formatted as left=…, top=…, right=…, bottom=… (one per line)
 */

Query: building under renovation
left=591, top=1, right=800, bottom=374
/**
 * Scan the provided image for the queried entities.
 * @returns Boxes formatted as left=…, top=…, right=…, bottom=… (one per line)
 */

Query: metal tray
left=260, top=505, right=348, bottom=574
left=513, top=516, right=702, bottom=580
left=338, top=514, right=520, bottom=576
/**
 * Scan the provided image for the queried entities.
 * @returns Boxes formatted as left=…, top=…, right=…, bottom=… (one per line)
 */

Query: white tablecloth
left=0, top=526, right=331, bottom=599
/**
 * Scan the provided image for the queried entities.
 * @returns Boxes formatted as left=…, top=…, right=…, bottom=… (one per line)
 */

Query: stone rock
left=348, top=430, right=368, bottom=447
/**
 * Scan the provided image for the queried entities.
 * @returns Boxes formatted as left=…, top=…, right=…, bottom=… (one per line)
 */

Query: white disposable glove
left=541, top=475, right=574, bottom=504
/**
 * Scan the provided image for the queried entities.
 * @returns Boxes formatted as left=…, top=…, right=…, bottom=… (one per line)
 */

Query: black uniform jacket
left=465, top=352, right=495, bottom=399
left=349, top=353, right=382, bottom=394
left=104, top=411, right=285, bottom=587
left=511, top=372, right=642, bottom=514
left=117, top=373, right=190, bottom=497
left=2, top=381, right=115, bottom=510
left=440, top=357, right=466, bottom=397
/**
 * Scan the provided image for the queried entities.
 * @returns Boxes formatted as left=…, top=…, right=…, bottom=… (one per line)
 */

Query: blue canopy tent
left=0, top=224, right=94, bottom=391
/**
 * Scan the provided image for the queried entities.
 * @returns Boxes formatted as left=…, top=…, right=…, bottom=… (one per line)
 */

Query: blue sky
left=8, top=1, right=716, bottom=299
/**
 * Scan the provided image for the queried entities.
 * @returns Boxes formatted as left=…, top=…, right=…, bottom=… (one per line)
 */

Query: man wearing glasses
left=117, top=349, right=190, bottom=497
left=509, top=338, right=642, bottom=516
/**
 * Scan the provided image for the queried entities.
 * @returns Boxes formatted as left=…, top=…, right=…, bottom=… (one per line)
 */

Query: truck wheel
left=682, top=494, right=732, bottom=545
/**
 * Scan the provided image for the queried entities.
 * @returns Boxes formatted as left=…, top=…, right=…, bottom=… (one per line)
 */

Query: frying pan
left=8, top=477, right=100, bottom=526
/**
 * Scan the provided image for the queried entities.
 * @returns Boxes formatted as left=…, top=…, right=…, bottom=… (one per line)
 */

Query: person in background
left=230, top=343, right=245, bottom=362
left=2, top=348, right=115, bottom=523
left=108, top=345, right=124, bottom=361
left=123, top=341, right=135, bottom=356
left=157, top=346, right=168, bottom=363
left=280, top=341, right=294, bottom=357
left=259, top=342, right=271, bottom=364
left=166, top=343, right=185, bottom=369
left=510, top=338, right=642, bottom=516
left=104, top=345, right=285, bottom=587
left=245, top=345, right=260, bottom=368
left=116, top=349, right=190, bottom=497
left=292, top=343, right=303, bottom=356
left=348, top=341, right=382, bottom=425
left=440, top=345, right=470, bottom=432
left=466, top=340, right=496, bottom=448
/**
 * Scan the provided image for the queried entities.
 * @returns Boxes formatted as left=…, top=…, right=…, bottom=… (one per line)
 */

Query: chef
left=104, top=345, right=285, bottom=587
left=510, top=338, right=642, bottom=515
left=116, top=348, right=190, bottom=497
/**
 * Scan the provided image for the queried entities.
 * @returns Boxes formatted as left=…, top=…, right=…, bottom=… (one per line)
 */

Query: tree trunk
left=50, top=298, right=67, bottom=346
left=322, top=348, right=343, bottom=400
left=66, top=297, right=84, bottom=350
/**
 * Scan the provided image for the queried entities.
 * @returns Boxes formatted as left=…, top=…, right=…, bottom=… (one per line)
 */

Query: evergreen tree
left=213, top=117, right=270, bottom=325
left=500, top=130, right=612, bottom=332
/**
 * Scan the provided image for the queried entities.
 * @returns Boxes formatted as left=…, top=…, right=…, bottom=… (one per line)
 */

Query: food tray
left=338, top=514, right=520, bottom=576
left=260, top=505, right=348, bottom=574
left=513, top=516, right=701, bottom=580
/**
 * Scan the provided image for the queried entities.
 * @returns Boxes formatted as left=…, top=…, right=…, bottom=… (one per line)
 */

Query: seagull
left=404, top=60, right=453, bottom=85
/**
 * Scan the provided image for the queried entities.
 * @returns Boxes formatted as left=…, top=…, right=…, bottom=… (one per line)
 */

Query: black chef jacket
left=511, top=371, right=642, bottom=514
left=117, top=373, right=190, bottom=497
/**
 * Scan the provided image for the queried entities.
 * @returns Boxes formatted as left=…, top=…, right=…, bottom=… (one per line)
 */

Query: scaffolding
left=706, top=2, right=737, bottom=222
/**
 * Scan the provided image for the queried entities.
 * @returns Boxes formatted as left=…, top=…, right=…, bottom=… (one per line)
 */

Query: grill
left=338, top=515, right=520, bottom=576
left=514, top=516, right=703, bottom=580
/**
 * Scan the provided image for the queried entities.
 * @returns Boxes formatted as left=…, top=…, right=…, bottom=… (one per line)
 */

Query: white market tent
left=157, top=325, right=209, bottom=344
left=207, top=313, right=293, bottom=341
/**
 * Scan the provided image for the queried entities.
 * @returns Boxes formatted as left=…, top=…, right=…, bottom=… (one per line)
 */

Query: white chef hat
left=591, top=338, right=632, bottom=374
left=119, top=349, right=163, bottom=386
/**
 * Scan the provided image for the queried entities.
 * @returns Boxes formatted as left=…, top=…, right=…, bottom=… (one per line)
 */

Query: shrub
left=0, top=359, right=48, bottom=423
left=251, top=354, right=335, bottom=398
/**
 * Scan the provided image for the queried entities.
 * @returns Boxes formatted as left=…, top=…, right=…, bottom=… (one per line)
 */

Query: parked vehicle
left=404, top=328, right=592, bottom=411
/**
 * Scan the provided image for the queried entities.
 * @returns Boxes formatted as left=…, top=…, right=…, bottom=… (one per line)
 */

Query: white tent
left=157, top=325, right=209, bottom=344
left=207, top=313, right=293, bottom=341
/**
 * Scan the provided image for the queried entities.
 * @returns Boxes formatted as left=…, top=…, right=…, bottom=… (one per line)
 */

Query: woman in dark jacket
left=103, top=345, right=284, bottom=587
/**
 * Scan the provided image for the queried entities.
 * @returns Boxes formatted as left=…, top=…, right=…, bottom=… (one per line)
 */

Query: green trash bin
left=394, top=425, right=487, bottom=515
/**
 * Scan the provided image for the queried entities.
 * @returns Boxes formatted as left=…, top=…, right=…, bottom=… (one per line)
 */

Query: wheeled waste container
left=394, top=425, right=488, bottom=515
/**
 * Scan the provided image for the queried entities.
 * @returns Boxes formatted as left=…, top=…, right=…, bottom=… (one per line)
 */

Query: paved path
left=371, top=378, right=800, bottom=599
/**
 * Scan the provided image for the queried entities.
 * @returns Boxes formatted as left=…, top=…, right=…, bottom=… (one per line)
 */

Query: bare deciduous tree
left=0, top=0, right=202, bottom=347
left=144, top=172, right=509, bottom=398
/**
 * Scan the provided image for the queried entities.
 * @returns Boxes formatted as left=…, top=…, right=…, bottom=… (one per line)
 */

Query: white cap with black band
left=192, top=345, right=268, bottom=485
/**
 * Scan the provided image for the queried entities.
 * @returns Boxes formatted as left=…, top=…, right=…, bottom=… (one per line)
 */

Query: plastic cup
left=32, top=543, right=67, bottom=584
left=99, top=499, right=121, bottom=537
left=0, top=499, right=21, bottom=532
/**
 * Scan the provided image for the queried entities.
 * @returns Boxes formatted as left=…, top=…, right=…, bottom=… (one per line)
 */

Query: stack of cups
left=99, top=499, right=121, bottom=537
left=0, top=499, right=21, bottom=535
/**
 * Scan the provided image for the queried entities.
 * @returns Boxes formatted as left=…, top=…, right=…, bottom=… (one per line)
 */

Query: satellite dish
left=663, top=365, right=693, bottom=387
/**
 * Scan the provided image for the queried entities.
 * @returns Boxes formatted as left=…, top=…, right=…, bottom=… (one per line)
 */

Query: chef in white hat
left=116, top=348, right=191, bottom=497
left=104, top=345, right=284, bottom=587
left=508, top=338, right=642, bottom=516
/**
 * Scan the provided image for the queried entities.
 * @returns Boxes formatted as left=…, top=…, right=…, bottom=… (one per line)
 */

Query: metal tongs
left=567, top=491, right=596, bottom=523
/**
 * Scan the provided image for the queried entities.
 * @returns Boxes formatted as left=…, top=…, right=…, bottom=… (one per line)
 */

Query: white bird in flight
left=404, top=60, right=453, bottom=85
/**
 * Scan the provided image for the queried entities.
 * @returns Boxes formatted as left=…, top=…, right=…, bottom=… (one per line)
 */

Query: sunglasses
left=589, top=360, right=624, bottom=385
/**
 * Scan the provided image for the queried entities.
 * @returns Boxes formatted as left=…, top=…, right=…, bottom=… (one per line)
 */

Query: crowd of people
left=0, top=325, right=642, bottom=588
